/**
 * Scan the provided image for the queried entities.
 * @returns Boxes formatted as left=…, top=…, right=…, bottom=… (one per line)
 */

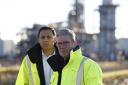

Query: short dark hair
left=38, top=26, right=56, bottom=37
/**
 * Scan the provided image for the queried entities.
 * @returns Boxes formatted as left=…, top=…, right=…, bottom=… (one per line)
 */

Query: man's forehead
left=40, top=30, right=54, bottom=35
left=57, top=35, right=71, bottom=41
left=57, top=35, right=70, bottom=37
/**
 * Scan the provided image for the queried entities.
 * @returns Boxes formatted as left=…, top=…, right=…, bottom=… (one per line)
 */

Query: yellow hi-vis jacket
left=15, top=43, right=47, bottom=85
left=15, top=56, right=40, bottom=85
left=49, top=47, right=103, bottom=85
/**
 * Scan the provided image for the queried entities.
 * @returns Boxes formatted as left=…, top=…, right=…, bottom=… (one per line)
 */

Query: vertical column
left=98, top=0, right=118, bottom=60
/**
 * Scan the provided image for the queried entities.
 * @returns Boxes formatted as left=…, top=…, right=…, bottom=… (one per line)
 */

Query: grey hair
left=57, top=29, right=76, bottom=41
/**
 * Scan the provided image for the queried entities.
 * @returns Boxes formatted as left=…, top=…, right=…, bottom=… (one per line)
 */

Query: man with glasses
left=48, top=29, right=103, bottom=85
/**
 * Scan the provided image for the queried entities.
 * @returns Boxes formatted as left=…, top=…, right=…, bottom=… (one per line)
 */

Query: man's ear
left=54, top=37, right=57, bottom=43
left=73, top=40, right=78, bottom=48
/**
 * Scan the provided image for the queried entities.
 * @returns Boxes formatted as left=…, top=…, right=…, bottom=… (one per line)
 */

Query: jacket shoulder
left=83, top=58, right=103, bottom=76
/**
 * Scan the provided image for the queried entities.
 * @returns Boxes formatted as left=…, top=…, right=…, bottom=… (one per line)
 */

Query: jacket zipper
left=57, top=69, right=62, bottom=85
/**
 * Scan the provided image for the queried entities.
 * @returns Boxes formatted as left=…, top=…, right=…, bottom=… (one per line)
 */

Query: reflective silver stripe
left=76, top=57, right=87, bottom=85
left=26, top=56, right=34, bottom=85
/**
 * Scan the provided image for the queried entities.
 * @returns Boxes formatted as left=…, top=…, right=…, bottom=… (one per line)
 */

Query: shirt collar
left=42, top=50, right=55, bottom=59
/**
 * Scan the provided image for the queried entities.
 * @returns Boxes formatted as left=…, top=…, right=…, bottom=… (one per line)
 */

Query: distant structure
left=98, top=0, right=118, bottom=60
left=16, top=24, right=42, bottom=57
left=0, top=39, right=16, bottom=58
left=16, top=0, right=121, bottom=61
left=68, top=0, right=85, bottom=33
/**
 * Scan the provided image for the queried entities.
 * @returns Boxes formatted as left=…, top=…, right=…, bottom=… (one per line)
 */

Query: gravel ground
left=104, top=77, right=128, bottom=85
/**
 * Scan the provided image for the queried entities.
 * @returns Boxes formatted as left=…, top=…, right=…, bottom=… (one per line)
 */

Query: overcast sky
left=0, top=0, right=128, bottom=44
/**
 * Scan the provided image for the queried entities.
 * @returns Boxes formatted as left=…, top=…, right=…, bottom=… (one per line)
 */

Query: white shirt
left=42, top=51, right=54, bottom=85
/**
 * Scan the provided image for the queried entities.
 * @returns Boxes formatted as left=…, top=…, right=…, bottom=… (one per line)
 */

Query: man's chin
left=60, top=53, right=67, bottom=57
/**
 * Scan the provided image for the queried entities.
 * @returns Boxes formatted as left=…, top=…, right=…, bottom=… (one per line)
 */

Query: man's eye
left=57, top=41, right=70, bottom=45
left=41, top=36, right=52, bottom=39
left=57, top=42, right=62, bottom=45
left=41, top=36, right=45, bottom=39
left=47, top=36, right=51, bottom=38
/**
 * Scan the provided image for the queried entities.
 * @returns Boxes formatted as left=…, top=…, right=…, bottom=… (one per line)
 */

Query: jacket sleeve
left=15, top=56, right=30, bottom=85
left=83, top=59, right=103, bottom=85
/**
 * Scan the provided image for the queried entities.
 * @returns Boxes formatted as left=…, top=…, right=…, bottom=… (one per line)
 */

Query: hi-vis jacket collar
left=27, top=43, right=42, bottom=63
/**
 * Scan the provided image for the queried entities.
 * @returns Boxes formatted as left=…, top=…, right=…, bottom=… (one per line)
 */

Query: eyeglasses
left=57, top=41, right=70, bottom=46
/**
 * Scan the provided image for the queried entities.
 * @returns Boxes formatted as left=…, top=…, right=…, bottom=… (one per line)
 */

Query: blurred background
left=0, top=0, right=128, bottom=85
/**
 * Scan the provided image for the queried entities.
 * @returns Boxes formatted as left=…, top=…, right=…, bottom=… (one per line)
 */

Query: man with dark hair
left=16, top=26, right=56, bottom=85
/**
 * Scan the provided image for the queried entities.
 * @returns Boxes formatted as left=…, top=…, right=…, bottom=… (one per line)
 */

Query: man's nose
left=43, top=37, right=49, bottom=41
